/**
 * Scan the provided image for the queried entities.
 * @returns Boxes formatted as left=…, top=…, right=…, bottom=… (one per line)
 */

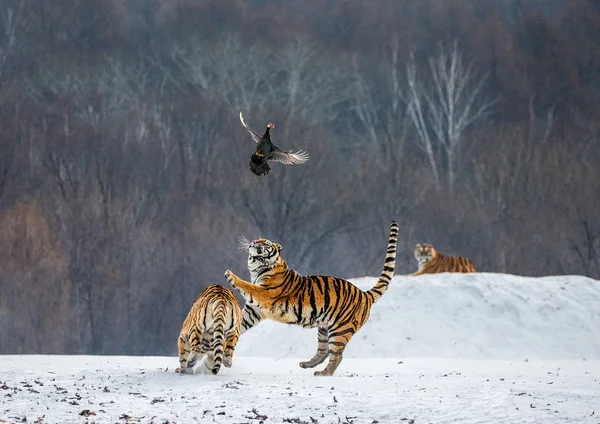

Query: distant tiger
left=224, top=221, right=399, bottom=376
left=176, top=284, right=242, bottom=375
left=411, top=243, right=476, bottom=275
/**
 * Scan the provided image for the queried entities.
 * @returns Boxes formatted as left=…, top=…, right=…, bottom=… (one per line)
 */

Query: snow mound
left=234, top=273, right=600, bottom=360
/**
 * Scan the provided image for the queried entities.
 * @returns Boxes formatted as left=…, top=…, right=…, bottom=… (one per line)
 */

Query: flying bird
left=239, top=111, right=309, bottom=176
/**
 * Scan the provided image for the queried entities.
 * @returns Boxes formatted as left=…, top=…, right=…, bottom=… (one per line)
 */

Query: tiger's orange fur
left=176, top=284, right=242, bottom=375
left=224, top=221, right=399, bottom=376
left=411, top=243, right=476, bottom=275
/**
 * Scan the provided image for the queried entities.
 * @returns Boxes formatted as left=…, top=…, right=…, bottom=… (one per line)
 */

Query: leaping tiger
left=224, top=220, right=399, bottom=376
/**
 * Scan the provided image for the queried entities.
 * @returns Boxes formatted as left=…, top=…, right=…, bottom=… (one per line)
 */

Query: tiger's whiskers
left=237, top=236, right=251, bottom=251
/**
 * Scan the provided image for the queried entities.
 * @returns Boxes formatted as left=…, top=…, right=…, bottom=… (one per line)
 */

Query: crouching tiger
left=224, top=220, right=399, bottom=376
left=176, top=284, right=242, bottom=375
left=411, top=243, right=476, bottom=275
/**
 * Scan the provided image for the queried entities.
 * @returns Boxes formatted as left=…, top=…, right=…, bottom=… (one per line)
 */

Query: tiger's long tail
left=367, top=221, right=399, bottom=303
left=207, top=299, right=230, bottom=375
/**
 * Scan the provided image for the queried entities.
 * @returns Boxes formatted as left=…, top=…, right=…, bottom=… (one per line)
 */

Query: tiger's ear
left=274, top=242, right=283, bottom=252
left=415, top=243, right=421, bottom=249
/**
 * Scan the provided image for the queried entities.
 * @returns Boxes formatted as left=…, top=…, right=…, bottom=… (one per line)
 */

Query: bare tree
left=406, top=40, right=495, bottom=192
left=527, top=94, right=556, bottom=145
left=269, top=36, right=353, bottom=127
left=350, top=34, right=410, bottom=169
left=570, top=219, right=600, bottom=278
left=0, top=1, right=26, bottom=80
left=171, top=34, right=275, bottom=114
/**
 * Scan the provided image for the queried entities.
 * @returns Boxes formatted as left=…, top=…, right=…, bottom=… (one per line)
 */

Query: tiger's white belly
left=263, top=301, right=320, bottom=328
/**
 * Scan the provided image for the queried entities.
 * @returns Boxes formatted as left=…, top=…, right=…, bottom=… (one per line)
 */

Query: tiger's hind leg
left=183, top=328, right=208, bottom=373
left=299, top=327, right=329, bottom=369
left=315, top=322, right=362, bottom=376
left=223, top=331, right=240, bottom=368
left=176, top=332, right=193, bottom=374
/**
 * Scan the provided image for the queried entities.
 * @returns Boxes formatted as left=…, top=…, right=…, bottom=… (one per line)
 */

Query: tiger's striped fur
left=176, top=284, right=242, bottom=375
left=224, top=221, right=399, bottom=376
left=411, top=243, right=476, bottom=276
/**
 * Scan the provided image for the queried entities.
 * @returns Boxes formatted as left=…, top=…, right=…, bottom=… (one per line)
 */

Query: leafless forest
left=1, top=0, right=599, bottom=355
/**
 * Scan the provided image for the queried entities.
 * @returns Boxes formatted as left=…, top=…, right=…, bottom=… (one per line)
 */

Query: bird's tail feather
left=249, top=157, right=270, bottom=176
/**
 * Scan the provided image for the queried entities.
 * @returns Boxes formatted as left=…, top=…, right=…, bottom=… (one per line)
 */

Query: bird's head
left=266, top=123, right=275, bottom=129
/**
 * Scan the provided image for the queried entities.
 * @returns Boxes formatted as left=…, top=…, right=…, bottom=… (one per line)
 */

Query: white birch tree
left=406, top=40, right=495, bottom=192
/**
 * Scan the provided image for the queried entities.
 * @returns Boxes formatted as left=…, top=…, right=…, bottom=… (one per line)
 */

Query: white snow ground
left=2, top=273, right=600, bottom=424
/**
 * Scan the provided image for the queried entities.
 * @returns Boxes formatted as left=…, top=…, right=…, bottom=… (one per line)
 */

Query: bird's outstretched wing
left=271, top=146, right=310, bottom=165
left=239, top=111, right=262, bottom=143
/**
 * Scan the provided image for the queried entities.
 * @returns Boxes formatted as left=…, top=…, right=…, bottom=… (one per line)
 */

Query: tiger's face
left=415, top=243, right=436, bottom=265
left=239, top=237, right=284, bottom=275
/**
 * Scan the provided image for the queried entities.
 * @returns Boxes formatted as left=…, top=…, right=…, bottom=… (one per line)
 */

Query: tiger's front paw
left=224, top=270, right=236, bottom=287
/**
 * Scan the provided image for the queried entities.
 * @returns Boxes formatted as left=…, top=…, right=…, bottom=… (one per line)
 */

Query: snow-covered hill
left=1, top=273, right=599, bottom=424
left=235, top=273, right=600, bottom=360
